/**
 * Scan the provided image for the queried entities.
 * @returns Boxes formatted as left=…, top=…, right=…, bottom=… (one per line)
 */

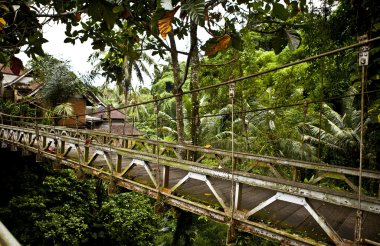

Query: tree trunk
left=123, top=55, right=133, bottom=108
left=123, top=56, right=133, bottom=135
left=190, top=22, right=200, bottom=148
left=168, top=32, right=185, bottom=145
left=0, top=72, right=4, bottom=102
left=172, top=209, right=193, bottom=246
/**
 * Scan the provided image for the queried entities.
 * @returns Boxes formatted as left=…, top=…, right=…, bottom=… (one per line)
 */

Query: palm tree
left=121, top=52, right=156, bottom=107
left=33, top=56, right=81, bottom=107
left=299, top=88, right=367, bottom=166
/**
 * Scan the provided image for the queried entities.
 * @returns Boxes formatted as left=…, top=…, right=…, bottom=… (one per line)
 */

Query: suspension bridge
left=0, top=121, right=379, bottom=245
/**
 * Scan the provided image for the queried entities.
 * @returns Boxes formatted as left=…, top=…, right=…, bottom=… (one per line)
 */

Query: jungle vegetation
left=1, top=0, right=380, bottom=245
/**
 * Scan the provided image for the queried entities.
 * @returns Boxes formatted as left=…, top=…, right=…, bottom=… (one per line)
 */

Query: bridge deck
left=1, top=123, right=380, bottom=245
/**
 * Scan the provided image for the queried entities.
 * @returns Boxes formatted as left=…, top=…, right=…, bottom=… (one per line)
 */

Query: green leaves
left=181, top=0, right=205, bottom=26
left=87, top=1, right=117, bottom=29
left=272, top=3, right=288, bottom=21
left=34, top=55, right=81, bottom=106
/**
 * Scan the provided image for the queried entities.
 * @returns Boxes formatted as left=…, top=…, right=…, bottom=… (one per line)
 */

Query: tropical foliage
left=1, top=0, right=380, bottom=245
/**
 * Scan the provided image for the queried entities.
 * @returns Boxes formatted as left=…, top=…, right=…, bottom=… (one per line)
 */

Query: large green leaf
left=181, top=0, right=205, bottom=26
left=272, top=3, right=288, bottom=21
left=271, top=31, right=287, bottom=54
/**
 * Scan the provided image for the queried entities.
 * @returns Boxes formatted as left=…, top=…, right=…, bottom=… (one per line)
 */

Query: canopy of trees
left=1, top=0, right=380, bottom=244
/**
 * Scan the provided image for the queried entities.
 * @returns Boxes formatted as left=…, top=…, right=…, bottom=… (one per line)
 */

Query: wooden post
left=234, top=182, right=243, bottom=211
left=108, top=106, right=112, bottom=134
left=116, top=154, right=122, bottom=173
left=162, top=166, right=170, bottom=189
left=292, top=167, right=298, bottom=181
left=60, top=140, right=65, bottom=154
left=84, top=146, right=89, bottom=163
left=42, top=136, right=47, bottom=149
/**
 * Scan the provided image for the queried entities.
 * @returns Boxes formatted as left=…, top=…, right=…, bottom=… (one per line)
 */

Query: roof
left=0, top=64, right=28, bottom=76
left=4, top=69, right=33, bottom=88
left=90, top=106, right=126, bottom=120
left=82, top=89, right=107, bottom=107
left=94, top=122, right=143, bottom=136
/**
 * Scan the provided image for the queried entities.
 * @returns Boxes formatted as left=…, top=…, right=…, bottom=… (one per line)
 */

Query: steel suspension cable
left=155, top=100, right=161, bottom=194
left=228, top=83, right=236, bottom=243
left=355, top=34, right=369, bottom=243
left=356, top=59, right=366, bottom=243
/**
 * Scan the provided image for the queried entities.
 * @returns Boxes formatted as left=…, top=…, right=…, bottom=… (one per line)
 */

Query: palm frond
left=133, top=62, right=144, bottom=84
left=53, top=103, right=74, bottom=118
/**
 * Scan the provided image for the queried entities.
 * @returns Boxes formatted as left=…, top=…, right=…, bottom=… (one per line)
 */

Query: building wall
left=58, top=97, right=86, bottom=127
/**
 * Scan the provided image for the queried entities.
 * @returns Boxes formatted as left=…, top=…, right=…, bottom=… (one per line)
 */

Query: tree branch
left=178, top=22, right=198, bottom=90
left=153, top=34, right=189, bottom=55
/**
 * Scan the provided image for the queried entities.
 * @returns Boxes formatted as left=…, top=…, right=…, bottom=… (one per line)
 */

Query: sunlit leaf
left=112, top=5, right=124, bottom=13
left=0, top=4, right=9, bottom=12
left=204, top=35, right=231, bottom=57
left=0, top=17, right=6, bottom=30
left=158, top=7, right=179, bottom=40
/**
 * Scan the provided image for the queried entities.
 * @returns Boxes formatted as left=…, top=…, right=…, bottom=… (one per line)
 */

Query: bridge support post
left=234, top=182, right=242, bottom=211
left=84, top=146, right=89, bottom=163
left=60, top=140, right=65, bottom=155
left=162, top=166, right=170, bottom=188
left=226, top=223, right=237, bottom=246
left=42, top=136, right=46, bottom=149
left=116, top=154, right=122, bottom=173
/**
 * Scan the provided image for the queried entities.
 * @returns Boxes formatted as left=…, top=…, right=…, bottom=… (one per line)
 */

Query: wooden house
left=0, top=65, right=37, bottom=102
left=1, top=65, right=143, bottom=136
